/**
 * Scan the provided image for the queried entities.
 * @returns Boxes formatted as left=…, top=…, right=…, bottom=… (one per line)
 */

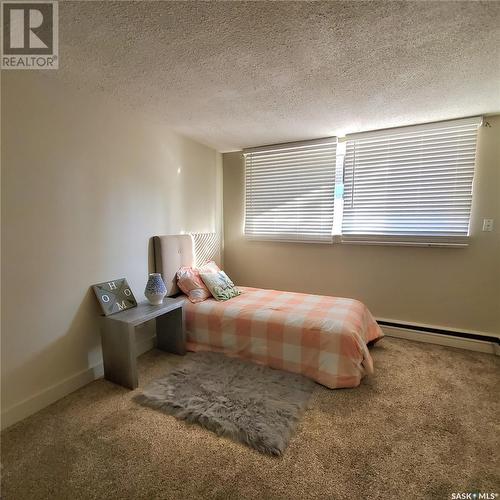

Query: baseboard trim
left=1, top=336, right=156, bottom=431
left=380, top=322, right=499, bottom=356
left=2, top=320, right=498, bottom=430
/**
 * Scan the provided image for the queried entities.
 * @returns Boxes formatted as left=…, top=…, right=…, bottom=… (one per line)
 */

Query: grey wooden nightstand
left=100, top=297, right=185, bottom=389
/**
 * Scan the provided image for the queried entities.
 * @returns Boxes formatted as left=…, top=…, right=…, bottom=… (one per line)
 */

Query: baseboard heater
left=377, top=320, right=499, bottom=355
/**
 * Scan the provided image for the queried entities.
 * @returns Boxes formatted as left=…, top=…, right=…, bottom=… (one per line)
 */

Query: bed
left=153, top=234, right=383, bottom=389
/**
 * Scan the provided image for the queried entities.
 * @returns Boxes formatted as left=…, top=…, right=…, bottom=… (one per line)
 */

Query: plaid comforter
left=184, top=287, right=383, bottom=389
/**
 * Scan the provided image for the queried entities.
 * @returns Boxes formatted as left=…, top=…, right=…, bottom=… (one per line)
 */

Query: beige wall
left=1, top=72, right=222, bottom=426
left=223, top=116, right=500, bottom=335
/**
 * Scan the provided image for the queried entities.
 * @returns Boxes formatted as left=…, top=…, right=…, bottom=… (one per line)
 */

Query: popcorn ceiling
left=47, top=1, right=500, bottom=151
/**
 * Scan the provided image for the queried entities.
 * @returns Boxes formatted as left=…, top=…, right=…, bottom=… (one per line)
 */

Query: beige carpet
left=1, top=337, right=499, bottom=500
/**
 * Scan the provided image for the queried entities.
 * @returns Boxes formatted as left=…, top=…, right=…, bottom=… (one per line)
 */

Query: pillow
left=176, top=261, right=221, bottom=303
left=199, top=270, right=241, bottom=301
left=176, top=267, right=211, bottom=303
left=198, top=261, right=221, bottom=274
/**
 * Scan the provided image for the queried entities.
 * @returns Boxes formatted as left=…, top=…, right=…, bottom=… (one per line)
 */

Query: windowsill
left=340, top=240, right=469, bottom=248
left=244, top=236, right=333, bottom=245
left=244, top=235, right=469, bottom=248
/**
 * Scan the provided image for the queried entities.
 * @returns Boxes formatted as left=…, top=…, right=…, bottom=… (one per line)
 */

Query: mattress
left=184, top=287, right=383, bottom=389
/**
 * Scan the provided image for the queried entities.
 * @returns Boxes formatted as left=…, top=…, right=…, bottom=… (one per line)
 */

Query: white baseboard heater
left=377, top=320, right=500, bottom=356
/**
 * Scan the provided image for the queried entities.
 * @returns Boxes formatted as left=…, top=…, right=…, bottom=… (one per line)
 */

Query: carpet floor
left=1, top=337, right=499, bottom=500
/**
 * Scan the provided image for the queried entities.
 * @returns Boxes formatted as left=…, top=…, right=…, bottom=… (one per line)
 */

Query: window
left=341, top=117, right=482, bottom=245
left=243, top=116, right=481, bottom=246
left=244, top=138, right=337, bottom=242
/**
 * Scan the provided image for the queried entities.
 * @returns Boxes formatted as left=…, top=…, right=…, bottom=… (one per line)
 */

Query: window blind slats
left=243, top=117, right=480, bottom=246
left=344, top=154, right=476, bottom=169
left=244, top=139, right=336, bottom=242
left=346, top=133, right=477, bottom=153
left=343, top=166, right=474, bottom=180
left=248, top=172, right=335, bottom=182
left=347, top=143, right=477, bottom=158
left=342, top=117, right=481, bottom=242
left=248, top=162, right=335, bottom=171
left=249, top=150, right=336, bottom=162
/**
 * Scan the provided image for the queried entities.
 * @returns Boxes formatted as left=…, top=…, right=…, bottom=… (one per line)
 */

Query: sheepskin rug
left=135, top=351, right=315, bottom=455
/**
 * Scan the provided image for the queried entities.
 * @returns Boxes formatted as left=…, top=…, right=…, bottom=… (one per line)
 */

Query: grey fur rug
left=135, top=352, right=315, bottom=455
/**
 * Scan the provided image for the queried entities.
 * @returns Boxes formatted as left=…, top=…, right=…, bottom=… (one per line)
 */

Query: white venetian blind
left=244, top=138, right=337, bottom=242
left=342, top=117, right=482, bottom=245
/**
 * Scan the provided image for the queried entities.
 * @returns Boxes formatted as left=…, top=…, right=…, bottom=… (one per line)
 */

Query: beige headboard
left=153, top=233, right=221, bottom=296
left=153, top=235, right=194, bottom=296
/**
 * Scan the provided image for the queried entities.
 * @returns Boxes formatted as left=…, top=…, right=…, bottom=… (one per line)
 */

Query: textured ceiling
left=52, top=1, right=500, bottom=151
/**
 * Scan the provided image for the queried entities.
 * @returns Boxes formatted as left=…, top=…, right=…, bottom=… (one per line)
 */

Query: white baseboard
left=0, top=335, right=156, bottom=431
left=381, top=324, right=499, bottom=355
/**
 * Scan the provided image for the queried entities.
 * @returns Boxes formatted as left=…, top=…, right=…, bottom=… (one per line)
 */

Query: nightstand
left=100, top=297, right=185, bottom=389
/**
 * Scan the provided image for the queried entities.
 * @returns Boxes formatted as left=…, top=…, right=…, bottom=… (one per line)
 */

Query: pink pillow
left=176, top=262, right=221, bottom=303
left=176, top=267, right=211, bottom=303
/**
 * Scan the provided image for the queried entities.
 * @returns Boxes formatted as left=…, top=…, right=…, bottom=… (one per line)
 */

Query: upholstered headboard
left=153, top=235, right=194, bottom=296
left=153, top=233, right=221, bottom=296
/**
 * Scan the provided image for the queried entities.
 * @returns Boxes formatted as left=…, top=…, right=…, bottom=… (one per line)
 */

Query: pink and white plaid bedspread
left=184, top=287, right=383, bottom=389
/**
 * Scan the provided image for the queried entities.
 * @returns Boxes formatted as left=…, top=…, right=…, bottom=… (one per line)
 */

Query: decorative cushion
left=199, top=270, right=241, bottom=301
left=176, top=267, right=211, bottom=303
left=176, top=261, right=221, bottom=303
left=198, top=261, right=221, bottom=274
